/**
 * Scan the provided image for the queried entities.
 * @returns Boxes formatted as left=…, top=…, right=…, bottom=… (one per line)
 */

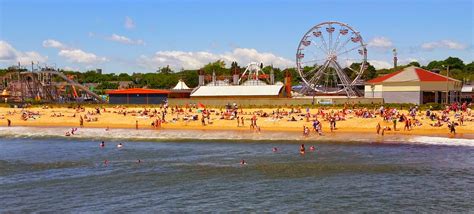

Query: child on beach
left=303, top=126, right=310, bottom=137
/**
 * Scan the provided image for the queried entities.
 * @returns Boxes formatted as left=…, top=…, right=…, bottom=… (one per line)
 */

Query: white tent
left=173, top=79, right=191, bottom=90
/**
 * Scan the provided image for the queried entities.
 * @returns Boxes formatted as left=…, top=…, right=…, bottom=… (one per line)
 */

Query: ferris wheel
left=296, top=21, right=367, bottom=96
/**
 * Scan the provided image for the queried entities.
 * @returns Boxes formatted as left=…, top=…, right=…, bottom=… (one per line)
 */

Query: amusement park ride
left=296, top=21, right=367, bottom=97
left=199, top=62, right=276, bottom=86
left=0, top=63, right=104, bottom=103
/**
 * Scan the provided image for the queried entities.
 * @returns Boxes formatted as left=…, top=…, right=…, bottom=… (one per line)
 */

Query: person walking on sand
left=404, top=119, right=409, bottom=131
left=79, top=116, right=84, bottom=128
left=392, top=118, right=397, bottom=131
left=241, top=117, right=244, bottom=126
left=449, top=122, right=456, bottom=134
left=7, top=119, right=11, bottom=127
left=237, top=116, right=240, bottom=127
left=376, top=122, right=381, bottom=134
left=135, top=120, right=138, bottom=129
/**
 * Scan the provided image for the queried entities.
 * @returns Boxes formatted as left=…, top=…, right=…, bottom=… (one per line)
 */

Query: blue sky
left=0, top=0, right=472, bottom=73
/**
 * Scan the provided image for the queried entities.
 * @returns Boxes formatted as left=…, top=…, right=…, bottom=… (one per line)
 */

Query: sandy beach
left=0, top=105, right=472, bottom=140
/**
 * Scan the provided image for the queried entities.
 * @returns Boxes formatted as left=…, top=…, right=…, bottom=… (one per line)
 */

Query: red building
left=106, top=88, right=170, bottom=104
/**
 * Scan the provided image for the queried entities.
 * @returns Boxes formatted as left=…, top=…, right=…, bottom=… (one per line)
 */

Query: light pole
left=442, top=65, right=449, bottom=104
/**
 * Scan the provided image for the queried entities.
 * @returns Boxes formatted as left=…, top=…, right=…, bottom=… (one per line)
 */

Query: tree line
left=0, top=57, right=472, bottom=95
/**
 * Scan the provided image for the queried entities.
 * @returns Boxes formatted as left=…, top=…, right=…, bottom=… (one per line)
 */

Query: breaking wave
left=0, top=126, right=473, bottom=147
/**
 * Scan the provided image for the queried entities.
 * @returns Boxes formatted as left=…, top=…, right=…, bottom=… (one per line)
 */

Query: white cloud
left=0, top=40, right=47, bottom=64
left=124, top=16, right=135, bottom=30
left=368, top=60, right=392, bottom=69
left=137, top=48, right=293, bottom=70
left=63, top=66, right=80, bottom=71
left=108, top=34, right=145, bottom=45
left=42, top=39, right=107, bottom=64
left=421, top=40, right=468, bottom=50
left=368, top=37, right=393, bottom=49
left=58, top=49, right=107, bottom=64
left=42, top=39, right=67, bottom=49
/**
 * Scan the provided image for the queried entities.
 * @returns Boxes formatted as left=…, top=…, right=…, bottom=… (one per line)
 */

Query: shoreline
left=1, top=126, right=473, bottom=146
left=1, top=120, right=473, bottom=139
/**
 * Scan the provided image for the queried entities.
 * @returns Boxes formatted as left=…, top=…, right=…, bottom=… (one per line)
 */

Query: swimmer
left=100, top=141, right=105, bottom=148
left=117, top=143, right=123, bottom=148
left=105, top=127, right=109, bottom=131
left=104, top=159, right=109, bottom=166
left=65, top=131, right=71, bottom=137
left=272, top=147, right=278, bottom=152
left=310, top=146, right=316, bottom=151
left=300, top=144, right=305, bottom=155
left=240, top=159, right=247, bottom=165
left=137, top=159, right=141, bottom=163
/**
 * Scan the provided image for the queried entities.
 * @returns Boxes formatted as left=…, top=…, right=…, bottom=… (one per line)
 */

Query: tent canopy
left=173, top=79, right=191, bottom=90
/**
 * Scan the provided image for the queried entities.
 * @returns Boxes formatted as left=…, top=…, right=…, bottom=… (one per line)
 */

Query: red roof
left=414, top=68, right=452, bottom=81
left=366, top=66, right=459, bottom=84
left=366, top=70, right=403, bottom=83
left=106, top=88, right=170, bottom=95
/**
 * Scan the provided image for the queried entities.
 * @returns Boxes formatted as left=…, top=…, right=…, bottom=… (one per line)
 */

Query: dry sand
left=0, top=106, right=473, bottom=139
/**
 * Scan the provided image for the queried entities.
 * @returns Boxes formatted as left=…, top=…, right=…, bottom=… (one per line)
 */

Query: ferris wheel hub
left=327, top=54, right=337, bottom=61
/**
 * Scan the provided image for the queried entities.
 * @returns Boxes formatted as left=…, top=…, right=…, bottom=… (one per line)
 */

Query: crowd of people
left=1, top=101, right=472, bottom=137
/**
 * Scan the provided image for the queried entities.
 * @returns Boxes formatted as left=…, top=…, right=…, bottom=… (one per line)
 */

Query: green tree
left=408, top=61, right=421, bottom=67
left=158, top=65, right=173, bottom=74
left=202, top=60, right=227, bottom=75
left=443, top=57, right=465, bottom=70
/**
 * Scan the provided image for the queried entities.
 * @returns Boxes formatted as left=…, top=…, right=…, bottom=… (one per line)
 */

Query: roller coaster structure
left=0, top=66, right=105, bottom=103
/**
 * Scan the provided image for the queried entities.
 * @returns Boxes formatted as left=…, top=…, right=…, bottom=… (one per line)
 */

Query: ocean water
left=1, top=130, right=474, bottom=212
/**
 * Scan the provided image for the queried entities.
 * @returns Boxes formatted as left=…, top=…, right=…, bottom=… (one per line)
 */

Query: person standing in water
left=100, top=141, right=105, bottom=148
left=300, top=144, right=305, bottom=155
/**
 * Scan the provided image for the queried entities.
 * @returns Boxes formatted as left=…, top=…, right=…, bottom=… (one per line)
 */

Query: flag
left=197, top=102, right=206, bottom=108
